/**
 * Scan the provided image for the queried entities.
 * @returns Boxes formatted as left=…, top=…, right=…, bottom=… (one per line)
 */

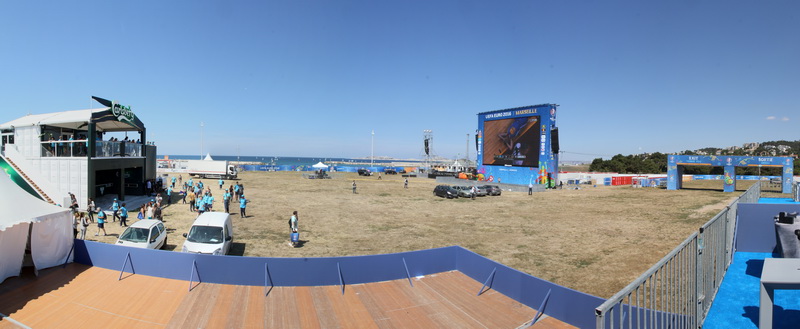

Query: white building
left=0, top=97, right=157, bottom=208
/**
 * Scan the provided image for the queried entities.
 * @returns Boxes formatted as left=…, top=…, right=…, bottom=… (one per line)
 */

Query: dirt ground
left=84, top=171, right=752, bottom=298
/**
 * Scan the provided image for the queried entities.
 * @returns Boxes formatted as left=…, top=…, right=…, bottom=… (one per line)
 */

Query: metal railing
left=595, top=183, right=761, bottom=328
left=39, top=140, right=143, bottom=158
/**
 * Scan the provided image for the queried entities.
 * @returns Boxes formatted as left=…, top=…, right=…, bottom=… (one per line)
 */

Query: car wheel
left=161, top=236, right=168, bottom=249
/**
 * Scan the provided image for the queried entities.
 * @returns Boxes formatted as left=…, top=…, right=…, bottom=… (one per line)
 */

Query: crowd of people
left=181, top=177, right=249, bottom=218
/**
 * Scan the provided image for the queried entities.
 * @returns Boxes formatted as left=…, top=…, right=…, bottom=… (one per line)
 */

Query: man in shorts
left=95, top=207, right=107, bottom=236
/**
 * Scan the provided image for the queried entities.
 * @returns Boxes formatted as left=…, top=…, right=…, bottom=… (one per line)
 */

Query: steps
left=1, top=155, right=55, bottom=204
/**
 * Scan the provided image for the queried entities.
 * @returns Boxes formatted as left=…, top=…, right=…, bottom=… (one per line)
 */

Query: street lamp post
left=200, top=121, right=204, bottom=160
left=371, top=130, right=374, bottom=168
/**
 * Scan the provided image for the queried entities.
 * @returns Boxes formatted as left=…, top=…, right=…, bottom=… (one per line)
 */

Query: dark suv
left=433, top=185, right=459, bottom=199
left=482, top=185, right=501, bottom=196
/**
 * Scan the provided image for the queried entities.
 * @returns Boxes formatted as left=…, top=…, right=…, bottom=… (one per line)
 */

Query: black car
left=357, top=169, right=372, bottom=176
left=482, top=185, right=501, bottom=196
left=433, top=185, right=459, bottom=199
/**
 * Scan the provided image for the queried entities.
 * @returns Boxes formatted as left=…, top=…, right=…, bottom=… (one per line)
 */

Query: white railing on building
left=595, top=183, right=761, bottom=329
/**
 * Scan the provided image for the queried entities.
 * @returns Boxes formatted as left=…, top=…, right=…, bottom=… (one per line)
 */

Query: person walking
left=188, top=190, right=196, bottom=212
left=528, top=183, right=533, bottom=195
left=289, top=211, right=299, bottom=247
left=119, top=203, right=128, bottom=227
left=111, top=198, right=120, bottom=222
left=95, top=207, right=107, bottom=236
left=166, top=186, right=172, bottom=204
left=239, top=195, right=248, bottom=218
left=352, top=181, right=357, bottom=194
left=79, top=211, right=91, bottom=240
left=205, top=192, right=214, bottom=211
left=233, top=183, right=240, bottom=202
left=404, top=178, right=408, bottom=189
left=171, top=176, right=177, bottom=188
left=72, top=212, right=80, bottom=238
left=87, top=197, right=96, bottom=222
left=471, top=185, right=476, bottom=200
left=223, top=189, right=231, bottom=214
left=218, top=178, right=224, bottom=190
left=289, top=210, right=299, bottom=233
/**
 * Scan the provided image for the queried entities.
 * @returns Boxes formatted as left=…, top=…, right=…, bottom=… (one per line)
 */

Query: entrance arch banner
left=667, top=155, right=793, bottom=193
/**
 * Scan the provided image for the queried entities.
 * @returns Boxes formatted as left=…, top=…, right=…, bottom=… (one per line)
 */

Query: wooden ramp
left=0, top=264, right=574, bottom=329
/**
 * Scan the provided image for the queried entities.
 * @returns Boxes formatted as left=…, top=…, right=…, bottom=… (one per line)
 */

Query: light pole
left=371, top=130, right=374, bottom=168
left=200, top=121, right=204, bottom=160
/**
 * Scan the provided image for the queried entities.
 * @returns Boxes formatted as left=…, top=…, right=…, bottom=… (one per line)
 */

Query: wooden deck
left=0, top=264, right=574, bottom=328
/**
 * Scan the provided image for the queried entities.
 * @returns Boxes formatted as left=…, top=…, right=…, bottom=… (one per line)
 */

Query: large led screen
left=482, top=116, right=541, bottom=167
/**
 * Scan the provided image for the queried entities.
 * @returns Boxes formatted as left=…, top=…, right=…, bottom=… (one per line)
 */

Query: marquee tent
left=312, top=162, right=328, bottom=169
left=0, top=172, right=73, bottom=284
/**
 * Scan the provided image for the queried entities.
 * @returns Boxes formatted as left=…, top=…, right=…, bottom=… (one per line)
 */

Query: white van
left=181, top=212, right=233, bottom=255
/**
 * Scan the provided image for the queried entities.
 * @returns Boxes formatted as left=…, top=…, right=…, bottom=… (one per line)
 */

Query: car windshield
left=186, top=226, right=223, bottom=244
left=120, top=227, right=149, bottom=243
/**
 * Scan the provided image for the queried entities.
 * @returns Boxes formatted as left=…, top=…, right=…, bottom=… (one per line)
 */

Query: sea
left=159, top=155, right=428, bottom=167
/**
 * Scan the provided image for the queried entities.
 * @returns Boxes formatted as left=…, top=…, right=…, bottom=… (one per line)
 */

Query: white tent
left=312, top=162, right=328, bottom=169
left=204, top=153, right=214, bottom=161
left=0, top=173, right=73, bottom=284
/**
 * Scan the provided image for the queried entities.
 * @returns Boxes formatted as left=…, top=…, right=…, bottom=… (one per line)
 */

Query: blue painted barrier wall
left=736, top=203, right=800, bottom=253
left=71, top=240, right=600, bottom=328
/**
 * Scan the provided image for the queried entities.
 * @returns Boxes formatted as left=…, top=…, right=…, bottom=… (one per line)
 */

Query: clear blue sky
left=1, top=1, right=798, bottom=162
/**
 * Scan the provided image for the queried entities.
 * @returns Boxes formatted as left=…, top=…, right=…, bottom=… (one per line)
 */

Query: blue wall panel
left=72, top=241, right=599, bottom=328
left=74, top=241, right=458, bottom=286
left=455, top=248, right=603, bottom=328
left=736, top=203, right=800, bottom=252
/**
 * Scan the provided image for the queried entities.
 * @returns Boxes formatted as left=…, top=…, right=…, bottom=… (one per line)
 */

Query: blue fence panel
left=736, top=203, right=800, bottom=253
left=455, top=247, right=603, bottom=329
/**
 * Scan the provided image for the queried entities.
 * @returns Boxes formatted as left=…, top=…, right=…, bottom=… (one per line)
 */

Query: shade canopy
left=0, top=173, right=73, bottom=284
left=312, top=162, right=328, bottom=169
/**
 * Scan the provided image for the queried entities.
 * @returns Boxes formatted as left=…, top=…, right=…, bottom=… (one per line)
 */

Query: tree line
left=588, top=152, right=800, bottom=175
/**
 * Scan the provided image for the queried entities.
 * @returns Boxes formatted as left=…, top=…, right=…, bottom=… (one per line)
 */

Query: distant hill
left=588, top=140, right=800, bottom=175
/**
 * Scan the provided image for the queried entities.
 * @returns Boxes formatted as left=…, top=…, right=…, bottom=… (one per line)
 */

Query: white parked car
left=181, top=212, right=233, bottom=255
left=116, top=219, right=167, bottom=249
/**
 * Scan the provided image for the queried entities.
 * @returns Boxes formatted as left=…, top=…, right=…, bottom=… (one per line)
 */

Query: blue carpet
left=758, top=198, right=800, bottom=204
left=704, top=252, right=800, bottom=328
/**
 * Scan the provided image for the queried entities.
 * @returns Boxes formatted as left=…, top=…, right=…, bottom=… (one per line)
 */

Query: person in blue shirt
left=111, top=198, right=120, bottom=222
left=223, top=190, right=231, bottom=213
left=119, top=203, right=129, bottom=227
left=196, top=198, right=206, bottom=215
left=218, top=179, right=224, bottom=190
left=95, top=207, right=107, bottom=236
left=166, top=186, right=172, bottom=204
left=239, top=195, right=248, bottom=218
left=233, top=184, right=240, bottom=202
left=206, top=193, right=214, bottom=211
left=171, top=176, right=177, bottom=188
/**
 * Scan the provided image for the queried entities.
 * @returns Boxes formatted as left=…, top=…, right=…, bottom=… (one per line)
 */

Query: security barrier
left=594, top=183, right=761, bottom=328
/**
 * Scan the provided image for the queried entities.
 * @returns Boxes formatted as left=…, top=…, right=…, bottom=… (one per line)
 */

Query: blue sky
left=1, top=1, right=798, bottom=162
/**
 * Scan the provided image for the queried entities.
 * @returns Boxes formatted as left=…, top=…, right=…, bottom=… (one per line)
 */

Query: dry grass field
left=86, top=171, right=756, bottom=298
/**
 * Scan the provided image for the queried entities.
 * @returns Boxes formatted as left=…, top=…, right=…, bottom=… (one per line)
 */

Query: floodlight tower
left=423, top=130, right=433, bottom=172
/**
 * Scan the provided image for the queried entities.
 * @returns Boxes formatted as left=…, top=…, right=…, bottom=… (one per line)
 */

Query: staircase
left=0, top=155, right=55, bottom=204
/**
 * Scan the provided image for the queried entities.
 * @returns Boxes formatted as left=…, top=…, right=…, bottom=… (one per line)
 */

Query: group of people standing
left=181, top=177, right=249, bottom=218
left=70, top=195, right=124, bottom=239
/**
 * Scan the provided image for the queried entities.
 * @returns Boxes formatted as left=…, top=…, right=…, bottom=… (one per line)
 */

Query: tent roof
left=204, top=153, right=214, bottom=161
left=312, top=162, right=328, bottom=168
left=0, top=108, right=145, bottom=132
left=0, top=173, right=71, bottom=231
